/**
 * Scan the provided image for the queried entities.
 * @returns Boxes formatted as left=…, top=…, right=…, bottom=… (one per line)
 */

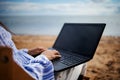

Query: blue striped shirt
left=0, top=26, right=54, bottom=80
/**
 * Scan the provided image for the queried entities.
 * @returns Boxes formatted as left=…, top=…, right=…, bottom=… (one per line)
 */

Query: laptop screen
left=53, top=23, right=106, bottom=58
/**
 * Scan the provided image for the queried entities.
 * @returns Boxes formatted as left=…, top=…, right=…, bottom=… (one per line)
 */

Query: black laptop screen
left=53, top=23, right=105, bottom=58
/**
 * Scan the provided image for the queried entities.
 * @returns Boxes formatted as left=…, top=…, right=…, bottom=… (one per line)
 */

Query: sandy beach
left=13, top=35, right=120, bottom=80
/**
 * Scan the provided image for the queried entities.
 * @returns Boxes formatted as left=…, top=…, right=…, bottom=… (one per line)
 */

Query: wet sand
left=13, top=35, right=120, bottom=80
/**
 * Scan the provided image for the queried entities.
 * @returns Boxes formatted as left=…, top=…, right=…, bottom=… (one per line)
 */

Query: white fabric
left=55, top=63, right=86, bottom=80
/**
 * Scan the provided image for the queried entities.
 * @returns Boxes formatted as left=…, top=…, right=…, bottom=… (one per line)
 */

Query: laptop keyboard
left=58, top=50, right=88, bottom=66
left=49, top=48, right=88, bottom=66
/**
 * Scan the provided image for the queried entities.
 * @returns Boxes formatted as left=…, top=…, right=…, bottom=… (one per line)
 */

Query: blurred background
left=0, top=0, right=120, bottom=80
left=0, top=0, right=120, bottom=36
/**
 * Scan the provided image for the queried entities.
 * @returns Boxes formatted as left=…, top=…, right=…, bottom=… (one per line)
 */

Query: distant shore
left=13, top=35, right=120, bottom=80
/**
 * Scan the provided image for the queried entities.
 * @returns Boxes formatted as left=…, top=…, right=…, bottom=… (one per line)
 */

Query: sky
left=0, top=0, right=120, bottom=15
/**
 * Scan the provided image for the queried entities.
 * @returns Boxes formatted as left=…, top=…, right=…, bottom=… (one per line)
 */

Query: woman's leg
left=55, top=63, right=87, bottom=80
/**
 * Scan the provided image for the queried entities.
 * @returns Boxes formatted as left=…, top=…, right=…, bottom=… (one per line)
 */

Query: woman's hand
left=42, top=50, right=61, bottom=60
left=28, top=47, right=46, bottom=56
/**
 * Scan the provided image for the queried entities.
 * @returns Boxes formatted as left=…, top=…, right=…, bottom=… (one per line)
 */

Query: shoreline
left=13, top=34, right=120, bottom=37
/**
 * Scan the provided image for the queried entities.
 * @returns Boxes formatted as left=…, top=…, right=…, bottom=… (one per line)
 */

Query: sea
left=0, top=15, right=120, bottom=36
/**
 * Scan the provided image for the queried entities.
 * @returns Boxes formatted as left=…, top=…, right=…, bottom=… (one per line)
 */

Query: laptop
left=49, top=23, right=106, bottom=72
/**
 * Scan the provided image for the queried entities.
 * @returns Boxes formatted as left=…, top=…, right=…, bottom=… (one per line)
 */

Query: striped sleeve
left=18, top=52, right=55, bottom=80
left=0, top=26, right=18, bottom=52
left=30, top=54, right=55, bottom=80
